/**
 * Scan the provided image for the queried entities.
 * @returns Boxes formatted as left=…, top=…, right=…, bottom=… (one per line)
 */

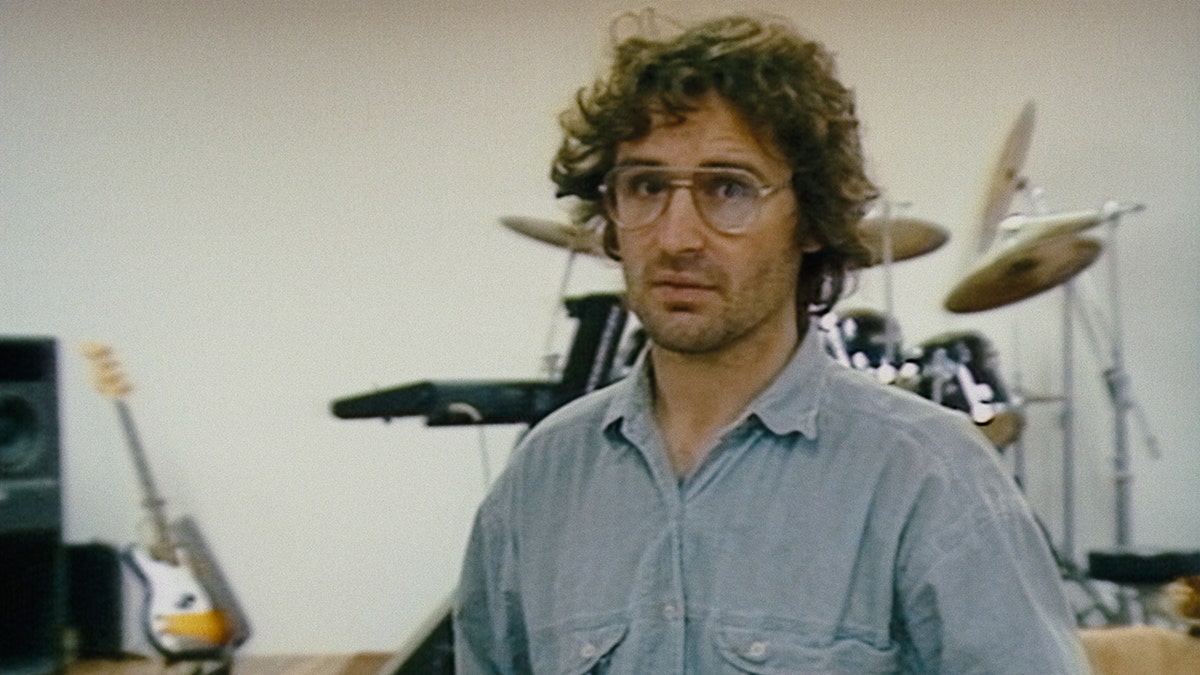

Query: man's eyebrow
left=610, top=159, right=764, bottom=174
left=611, top=158, right=665, bottom=168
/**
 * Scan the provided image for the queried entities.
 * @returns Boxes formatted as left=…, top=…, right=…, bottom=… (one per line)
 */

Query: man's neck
left=650, top=320, right=803, bottom=477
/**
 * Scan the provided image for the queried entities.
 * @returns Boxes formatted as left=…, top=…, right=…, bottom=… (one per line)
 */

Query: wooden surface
left=66, top=626, right=1200, bottom=674
left=67, top=653, right=392, bottom=675
left=1080, top=626, right=1200, bottom=675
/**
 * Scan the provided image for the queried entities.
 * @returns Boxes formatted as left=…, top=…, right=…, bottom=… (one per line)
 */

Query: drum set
left=501, top=101, right=1130, bottom=453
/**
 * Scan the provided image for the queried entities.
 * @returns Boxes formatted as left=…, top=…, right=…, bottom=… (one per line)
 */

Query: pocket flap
left=559, top=622, right=627, bottom=675
left=715, top=625, right=898, bottom=674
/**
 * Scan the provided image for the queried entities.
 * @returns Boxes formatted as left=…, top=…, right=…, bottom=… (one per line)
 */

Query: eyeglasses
left=600, top=165, right=791, bottom=234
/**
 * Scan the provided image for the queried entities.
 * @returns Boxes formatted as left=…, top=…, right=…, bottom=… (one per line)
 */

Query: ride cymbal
left=944, top=234, right=1102, bottom=313
left=499, top=216, right=605, bottom=257
left=858, top=216, right=949, bottom=266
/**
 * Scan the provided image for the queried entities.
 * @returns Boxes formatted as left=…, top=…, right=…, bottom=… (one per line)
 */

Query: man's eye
left=624, top=174, right=669, bottom=197
left=706, top=175, right=756, bottom=199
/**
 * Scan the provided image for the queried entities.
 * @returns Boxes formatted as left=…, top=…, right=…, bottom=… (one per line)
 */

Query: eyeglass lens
left=606, top=167, right=767, bottom=232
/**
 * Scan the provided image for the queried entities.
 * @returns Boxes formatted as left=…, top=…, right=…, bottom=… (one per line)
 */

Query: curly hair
left=551, top=12, right=877, bottom=312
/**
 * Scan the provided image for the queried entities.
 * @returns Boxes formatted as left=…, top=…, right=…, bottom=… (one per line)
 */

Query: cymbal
left=977, top=101, right=1036, bottom=254
left=996, top=209, right=1104, bottom=243
left=858, top=216, right=949, bottom=266
left=499, top=216, right=605, bottom=257
left=995, top=202, right=1145, bottom=246
left=944, top=234, right=1102, bottom=313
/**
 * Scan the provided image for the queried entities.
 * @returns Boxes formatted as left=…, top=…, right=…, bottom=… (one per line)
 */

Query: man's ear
left=602, top=219, right=623, bottom=260
left=794, top=213, right=823, bottom=254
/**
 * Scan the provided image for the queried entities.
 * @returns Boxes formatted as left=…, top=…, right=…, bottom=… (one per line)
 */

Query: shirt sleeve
left=892, top=439, right=1093, bottom=674
left=453, top=492, right=531, bottom=674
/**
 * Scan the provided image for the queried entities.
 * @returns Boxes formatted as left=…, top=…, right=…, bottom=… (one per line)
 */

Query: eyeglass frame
left=598, top=165, right=793, bottom=234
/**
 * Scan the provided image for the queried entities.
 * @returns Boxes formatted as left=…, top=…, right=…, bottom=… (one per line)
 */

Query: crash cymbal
left=944, top=234, right=1102, bottom=313
left=499, top=216, right=605, bottom=257
left=858, top=216, right=949, bottom=266
left=977, top=101, right=1035, bottom=254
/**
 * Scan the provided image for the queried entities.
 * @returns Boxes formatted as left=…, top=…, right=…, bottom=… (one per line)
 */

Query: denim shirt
left=454, top=326, right=1089, bottom=674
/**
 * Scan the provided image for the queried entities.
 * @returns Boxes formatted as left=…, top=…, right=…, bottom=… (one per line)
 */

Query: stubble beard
left=625, top=253, right=801, bottom=356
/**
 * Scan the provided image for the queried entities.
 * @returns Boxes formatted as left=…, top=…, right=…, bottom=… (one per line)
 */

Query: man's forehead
left=618, top=94, right=787, bottom=169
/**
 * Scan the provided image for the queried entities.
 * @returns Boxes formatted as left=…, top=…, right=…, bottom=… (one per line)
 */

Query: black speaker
left=0, top=337, right=65, bottom=674
left=1, top=337, right=61, bottom=532
left=66, top=543, right=124, bottom=658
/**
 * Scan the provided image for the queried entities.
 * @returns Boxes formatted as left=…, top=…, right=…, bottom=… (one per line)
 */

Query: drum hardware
left=950, top=165, right=1157, bottom=580
left=857, top=200, right=945, bottom=370
left=954, top=101, right=1160, bottom=570
left=909, top=331, right=1024, bottom=448
left=499, top=215, right=610, bottom=378
left=819, top=308, right=907, bottom=385
left=923, top=345, right=996, bottom=424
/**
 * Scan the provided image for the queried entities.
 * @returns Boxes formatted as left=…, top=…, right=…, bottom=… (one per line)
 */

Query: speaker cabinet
left=0, top=337, right=64, bottom=674
left=1, top=337, right=61, bottom=532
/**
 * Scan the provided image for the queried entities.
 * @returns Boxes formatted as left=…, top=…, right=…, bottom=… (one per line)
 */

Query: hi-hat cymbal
left=858, top=216, right=949, bottom=266
left=977, top=101, right=1036, bottom=254
left=499, top=216, right=605, bottom=257
left=944, top=234, right=1102, bottom=313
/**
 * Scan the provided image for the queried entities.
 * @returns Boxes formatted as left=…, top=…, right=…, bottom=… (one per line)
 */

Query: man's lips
left=648, top=271, right=717, bottom=289
left=647, top=273, right=719, bottom=305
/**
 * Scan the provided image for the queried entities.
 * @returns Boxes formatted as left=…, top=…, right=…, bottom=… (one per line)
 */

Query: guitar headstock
left=80, top=342, right=134, bottom=399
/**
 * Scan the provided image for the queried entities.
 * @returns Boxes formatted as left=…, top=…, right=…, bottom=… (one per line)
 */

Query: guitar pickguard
left=125, top=546, right=233, bottom=657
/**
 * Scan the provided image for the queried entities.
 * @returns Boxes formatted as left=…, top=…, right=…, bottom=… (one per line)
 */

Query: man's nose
left=654, top=187, right=706, bottom=252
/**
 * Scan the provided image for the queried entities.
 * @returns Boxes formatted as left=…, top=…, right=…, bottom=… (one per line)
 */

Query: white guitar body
left=125, top=545, right=232, bottom=657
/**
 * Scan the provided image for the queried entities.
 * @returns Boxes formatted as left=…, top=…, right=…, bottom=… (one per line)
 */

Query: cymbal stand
left=1061, top=277, right=1079, bottom=563
left=1007, top=326, right=1032, bottom=491
left=1069, top=205, right=1157, bottom=548
left=540, top=248, right=582, bottom=379
left=875, top=199, right=909, bottom=381
left=1010, top=185, right=1080, bottom=563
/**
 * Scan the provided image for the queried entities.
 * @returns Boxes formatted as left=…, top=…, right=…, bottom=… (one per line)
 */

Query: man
left=455, top=13, right=1089, bottom=674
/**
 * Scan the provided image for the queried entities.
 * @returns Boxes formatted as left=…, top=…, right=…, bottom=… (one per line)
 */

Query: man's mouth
left=647, top=273, right=718, bottom=305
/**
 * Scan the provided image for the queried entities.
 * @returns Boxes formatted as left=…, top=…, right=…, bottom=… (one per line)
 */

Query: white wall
left=3, top=0, right=1197, bottom=655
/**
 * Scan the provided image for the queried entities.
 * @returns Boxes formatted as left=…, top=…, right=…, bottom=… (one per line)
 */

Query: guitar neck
left=113, top=398, right=177, bottom=563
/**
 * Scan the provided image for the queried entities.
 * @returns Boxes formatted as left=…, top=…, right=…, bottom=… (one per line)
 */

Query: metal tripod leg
left=1034, top=515, right=1121, bottom=626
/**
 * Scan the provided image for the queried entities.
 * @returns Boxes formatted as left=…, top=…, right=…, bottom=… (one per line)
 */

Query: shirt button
left=745, top=641, right=768, bottom=660
left=579, top=642, right=597, bottom=659
left=662, top=603, right=681, bottom=620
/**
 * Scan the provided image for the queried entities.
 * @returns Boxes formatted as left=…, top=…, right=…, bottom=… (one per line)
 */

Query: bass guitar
left=81, top=343, right=248, bottom=662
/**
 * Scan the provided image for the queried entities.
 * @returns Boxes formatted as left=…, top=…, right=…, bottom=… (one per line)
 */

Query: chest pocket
left=715, top=625, right=899, bottom=674
left=532, top=621, right=627, bottom=675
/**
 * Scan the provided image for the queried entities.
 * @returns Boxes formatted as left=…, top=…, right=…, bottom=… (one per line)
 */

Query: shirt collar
left=602, top=320, right=831, bottom=442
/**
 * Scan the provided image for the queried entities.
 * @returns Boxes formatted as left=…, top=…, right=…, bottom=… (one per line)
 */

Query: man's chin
left=642, top=314, right=730, bottom=355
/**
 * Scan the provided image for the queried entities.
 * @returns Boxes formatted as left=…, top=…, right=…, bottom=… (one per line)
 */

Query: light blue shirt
left=454, top=325, right=1089, bottom=673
